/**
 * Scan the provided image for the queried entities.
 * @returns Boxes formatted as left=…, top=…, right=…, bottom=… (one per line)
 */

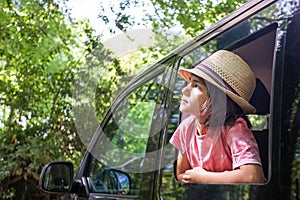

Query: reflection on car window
left=86, top=66, right=168, bottom=195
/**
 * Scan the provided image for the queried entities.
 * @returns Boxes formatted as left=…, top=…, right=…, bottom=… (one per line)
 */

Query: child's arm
left=181, top=164, right=265, bottom=184
left=176, top=152, right=192, bottom=182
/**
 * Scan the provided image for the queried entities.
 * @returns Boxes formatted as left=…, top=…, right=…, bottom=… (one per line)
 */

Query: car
left=39, top=0, right=300, bottom=199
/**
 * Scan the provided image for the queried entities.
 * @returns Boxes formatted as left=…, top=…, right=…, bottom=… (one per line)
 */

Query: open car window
left=161, top=20, right=277, bottom=198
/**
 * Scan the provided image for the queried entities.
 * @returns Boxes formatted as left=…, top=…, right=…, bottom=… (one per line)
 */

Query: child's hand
left=181, top=167, right=207, bottom=184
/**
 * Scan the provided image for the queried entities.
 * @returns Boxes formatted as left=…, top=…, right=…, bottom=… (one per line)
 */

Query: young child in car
left=170, top=50, right=265, bottom=184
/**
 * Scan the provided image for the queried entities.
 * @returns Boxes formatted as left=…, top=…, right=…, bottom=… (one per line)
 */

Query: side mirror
left=89, top=168, right=131, bottom=195
left=39, top=161, right=74, bottom=194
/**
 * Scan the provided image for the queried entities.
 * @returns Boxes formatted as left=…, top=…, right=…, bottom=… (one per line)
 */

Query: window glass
left=86, top=66, right=168, bottom=196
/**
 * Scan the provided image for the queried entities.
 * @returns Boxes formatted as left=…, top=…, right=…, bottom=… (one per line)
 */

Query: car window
left=160, top=4, right=280, bottom=198
left=85, top=64, right=172, bottom=196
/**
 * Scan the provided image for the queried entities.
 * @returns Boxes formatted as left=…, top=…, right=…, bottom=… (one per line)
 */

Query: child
left=170, top=50, right=265, bottom=184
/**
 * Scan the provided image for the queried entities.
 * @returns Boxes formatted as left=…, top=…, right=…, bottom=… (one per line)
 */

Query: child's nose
left=182, top=84, right=191, bottom=96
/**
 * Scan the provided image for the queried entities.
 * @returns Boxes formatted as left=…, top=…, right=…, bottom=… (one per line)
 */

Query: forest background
left=0, top=0, right=246, bottom=199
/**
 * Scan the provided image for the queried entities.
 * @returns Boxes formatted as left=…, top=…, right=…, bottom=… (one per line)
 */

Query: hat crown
left=201, top=50, right=255, bottom=101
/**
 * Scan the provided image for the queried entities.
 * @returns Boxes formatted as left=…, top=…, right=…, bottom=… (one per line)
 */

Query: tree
left=0, top=0, right=118, bottom=198
left=95, top=0, right=249, bottom=79
left=98, top=0, right=247, bottom=38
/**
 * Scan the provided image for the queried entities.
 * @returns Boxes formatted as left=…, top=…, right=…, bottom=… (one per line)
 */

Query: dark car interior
left=227, top=23, right=277, bottom=179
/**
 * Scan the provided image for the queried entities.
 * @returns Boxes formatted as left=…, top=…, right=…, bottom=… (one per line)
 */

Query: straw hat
left=179, top=50, right=256, bottom=114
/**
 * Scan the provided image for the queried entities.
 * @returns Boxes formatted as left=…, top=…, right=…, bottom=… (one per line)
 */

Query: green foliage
left=98, top=0, right=247, bottom=38
left=248, top=114, right=269, bottom=131
left=151, top=0, right=248, bottom=37
left=151, top=0, right=247, bottom=37
left=0, top=0, right=106, bottom=198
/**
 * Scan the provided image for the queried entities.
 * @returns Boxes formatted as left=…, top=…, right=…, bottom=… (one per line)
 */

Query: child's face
left=180, top=75, right=210, bottom=118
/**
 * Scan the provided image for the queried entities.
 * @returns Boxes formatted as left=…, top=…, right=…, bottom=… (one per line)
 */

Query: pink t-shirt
left=170, top=115, right=261, bottom=172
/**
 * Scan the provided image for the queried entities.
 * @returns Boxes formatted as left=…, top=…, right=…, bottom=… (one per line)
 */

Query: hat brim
left=178, top=67, right=256, bottom=114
